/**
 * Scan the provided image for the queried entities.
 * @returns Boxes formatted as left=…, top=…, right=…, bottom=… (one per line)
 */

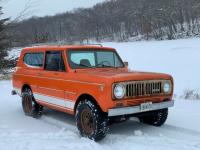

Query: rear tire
left=22, top=88, right=43, bottom=118
left=75, top=99, right=108, bottom=141
left=138, top=108, right=168, bottom=126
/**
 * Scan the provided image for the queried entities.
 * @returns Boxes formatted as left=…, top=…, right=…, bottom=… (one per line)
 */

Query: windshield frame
left=67, top=49, right=125, bottom=69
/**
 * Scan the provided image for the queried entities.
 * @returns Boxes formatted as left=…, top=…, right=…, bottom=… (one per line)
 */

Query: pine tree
left=0, top=6, right=9, bottom=72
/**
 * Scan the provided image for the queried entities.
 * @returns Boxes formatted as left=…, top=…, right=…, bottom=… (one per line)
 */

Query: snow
left=2, top=38, right=200, bottom=149
left=6, top=47, right=22, bottom=60
left=134, top=130, right=143, bottom=136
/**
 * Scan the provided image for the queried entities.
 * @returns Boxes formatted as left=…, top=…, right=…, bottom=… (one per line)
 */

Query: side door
left=35, top=50, right=72, bottom=111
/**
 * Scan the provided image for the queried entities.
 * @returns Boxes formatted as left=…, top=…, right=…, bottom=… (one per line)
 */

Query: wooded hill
left=9, top=0, right=200, bottom=46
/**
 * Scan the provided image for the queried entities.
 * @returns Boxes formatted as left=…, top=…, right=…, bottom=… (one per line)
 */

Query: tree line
left=3, top=0, right=200, bottom=47
left=8, top=0, right=200, bottom=47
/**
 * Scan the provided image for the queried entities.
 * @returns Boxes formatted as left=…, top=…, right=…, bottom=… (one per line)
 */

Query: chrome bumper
left=108, top=100, right=174, bottom=117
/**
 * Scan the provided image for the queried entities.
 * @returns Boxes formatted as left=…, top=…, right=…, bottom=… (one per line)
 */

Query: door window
left=45, top=51, right=65, bottom=71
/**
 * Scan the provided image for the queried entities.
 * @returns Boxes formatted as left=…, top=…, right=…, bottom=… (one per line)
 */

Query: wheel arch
left=21, top=84, right=32, bottom=92
left=74, top=93, right=102, bottom=114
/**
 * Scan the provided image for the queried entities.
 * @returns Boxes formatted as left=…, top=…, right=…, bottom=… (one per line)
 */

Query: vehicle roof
left=22, top=45, right=115, bottom=52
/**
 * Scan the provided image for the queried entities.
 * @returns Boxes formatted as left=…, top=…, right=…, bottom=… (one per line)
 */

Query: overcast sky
left=2, top=0, right=105, bottom=19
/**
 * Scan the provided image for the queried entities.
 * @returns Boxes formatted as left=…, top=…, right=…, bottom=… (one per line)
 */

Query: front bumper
left=108, top=100, right=174, bottom=117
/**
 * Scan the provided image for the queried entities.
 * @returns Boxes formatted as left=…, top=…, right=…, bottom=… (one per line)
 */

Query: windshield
left=68, top=50, right=124, bottom=69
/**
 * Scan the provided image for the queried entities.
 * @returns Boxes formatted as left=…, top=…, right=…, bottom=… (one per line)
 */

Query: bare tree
left=7, top=0, right=200, bottom=46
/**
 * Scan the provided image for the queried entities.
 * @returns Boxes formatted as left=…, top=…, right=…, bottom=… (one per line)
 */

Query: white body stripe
left=34, top=93, right=75, bottom=110
left=13, top=87, right=75, bottom=110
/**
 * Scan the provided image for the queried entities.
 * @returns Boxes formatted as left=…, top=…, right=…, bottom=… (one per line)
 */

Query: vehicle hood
left=76, top=68, right=172, bottom=82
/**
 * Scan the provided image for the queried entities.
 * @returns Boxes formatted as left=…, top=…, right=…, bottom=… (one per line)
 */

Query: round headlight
left=114, top=84, right=125, bottom=99
left=163, top=81, right=171, bottom=93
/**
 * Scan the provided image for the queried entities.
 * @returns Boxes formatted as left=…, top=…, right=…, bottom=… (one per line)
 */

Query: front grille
left=125, top=80, right=163, bottom=98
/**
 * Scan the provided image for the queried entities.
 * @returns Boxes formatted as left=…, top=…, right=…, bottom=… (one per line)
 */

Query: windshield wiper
left=96, top=63, right=114, bottom=68
left=79, top=63, right=116, bottom=69
left=101, top=64, right=113, bottom=68
left=79, top=63, right=95, bottom=68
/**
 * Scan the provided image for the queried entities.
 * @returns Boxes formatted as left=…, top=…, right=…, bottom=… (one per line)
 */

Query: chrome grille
left=125, top=80, right=163, bottom=98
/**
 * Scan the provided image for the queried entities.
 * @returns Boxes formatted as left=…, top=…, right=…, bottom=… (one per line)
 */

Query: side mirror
left=124, top=62, right=128, bottom=67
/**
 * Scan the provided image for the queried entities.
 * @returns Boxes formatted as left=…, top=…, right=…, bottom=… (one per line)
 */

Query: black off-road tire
left=75, top=99, right=109, bottom=141
left=22, top=88, right=43, bottom=118
left=139, top=108, right=168, bottom=127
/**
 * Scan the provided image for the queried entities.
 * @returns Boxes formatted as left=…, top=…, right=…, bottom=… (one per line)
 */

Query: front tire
left=138, top=108, right=168, bottom=126
left=75, top=100, right=108, bottom=141
left=22, top=88, right=43, bottom=118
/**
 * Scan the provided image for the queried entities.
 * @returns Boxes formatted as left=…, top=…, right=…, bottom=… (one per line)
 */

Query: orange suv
left=12, top=45, right=174, bottom=141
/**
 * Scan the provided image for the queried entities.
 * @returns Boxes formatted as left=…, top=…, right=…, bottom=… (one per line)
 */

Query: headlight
left=163, top=81, right=171, bottom=93
left=114, top=84, right=125, bottom=99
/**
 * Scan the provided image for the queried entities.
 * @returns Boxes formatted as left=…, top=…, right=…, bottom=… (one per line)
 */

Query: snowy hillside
left=0, top=80, right=200, bottom=150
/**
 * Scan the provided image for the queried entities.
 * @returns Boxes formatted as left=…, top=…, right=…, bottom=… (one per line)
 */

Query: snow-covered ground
left=0, top=80, right=200, bottom=150
left=1, top=38, right=200, bottom=149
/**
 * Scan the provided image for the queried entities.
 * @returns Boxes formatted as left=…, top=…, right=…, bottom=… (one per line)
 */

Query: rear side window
left=45, top=51, right=65, bottom=71
left=23, top=53, right=44, bottom=67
